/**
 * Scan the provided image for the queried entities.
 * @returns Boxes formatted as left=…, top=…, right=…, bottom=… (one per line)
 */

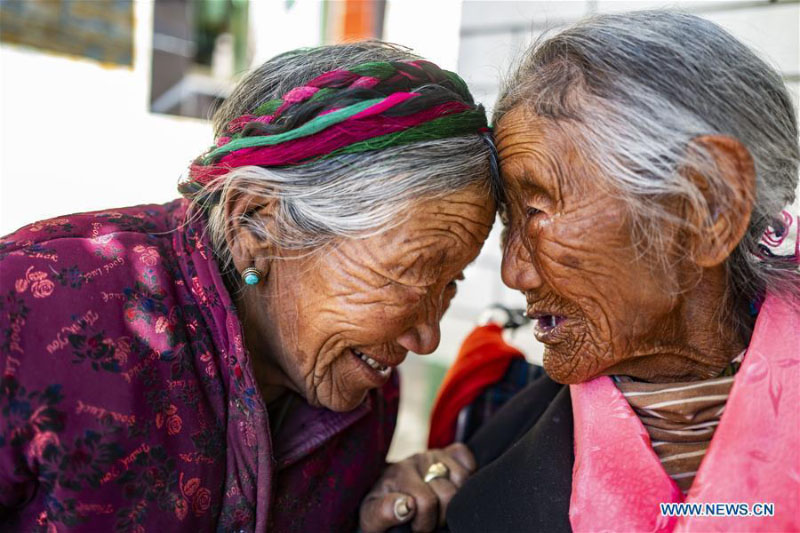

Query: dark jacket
left=447, top=375, right=574, bottom=533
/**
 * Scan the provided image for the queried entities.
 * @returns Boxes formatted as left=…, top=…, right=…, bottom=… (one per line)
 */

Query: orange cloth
left=427, top=324, right=525, bottom=448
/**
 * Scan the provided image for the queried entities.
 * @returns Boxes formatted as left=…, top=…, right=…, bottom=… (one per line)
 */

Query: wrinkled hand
left=359, top=443, right=476, bottom=533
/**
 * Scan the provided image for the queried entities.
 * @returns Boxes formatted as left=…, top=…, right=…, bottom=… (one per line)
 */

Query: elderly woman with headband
left=0, top=42, right=496, bottom=532
left=436, top=11, right=799, bottom=533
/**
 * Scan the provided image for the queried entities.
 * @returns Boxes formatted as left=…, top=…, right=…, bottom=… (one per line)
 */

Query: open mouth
left=352, top=348, right=392, bottom=378
left=529, top=312, right=567, bottom=342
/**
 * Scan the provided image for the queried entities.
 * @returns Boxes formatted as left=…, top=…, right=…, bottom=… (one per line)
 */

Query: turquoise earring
left=241, top=267, right=263, bottom=286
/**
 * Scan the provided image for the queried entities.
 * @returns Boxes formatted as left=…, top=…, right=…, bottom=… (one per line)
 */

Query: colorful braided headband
left=179, top=59, right=489, bottom=199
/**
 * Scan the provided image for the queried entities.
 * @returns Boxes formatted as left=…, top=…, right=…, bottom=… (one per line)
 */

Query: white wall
left=0, top=2, right=212, bottom=236
left=458, top=0, right=800, bottom=114
left=248, top=0, right=323, bottom=67
left=383, top=0, right=464, bottom=70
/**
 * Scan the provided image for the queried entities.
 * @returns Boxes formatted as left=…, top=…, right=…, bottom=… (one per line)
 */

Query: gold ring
left=423, top=461, right=450, bottom=483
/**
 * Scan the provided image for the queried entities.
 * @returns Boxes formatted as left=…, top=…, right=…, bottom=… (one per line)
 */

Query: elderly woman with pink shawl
left=441, top=10, right=799, bottom=533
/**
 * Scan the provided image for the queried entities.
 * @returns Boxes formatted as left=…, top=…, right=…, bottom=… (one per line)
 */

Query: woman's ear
left=682, top=135, right=756, bottom=268
left=223, top=189, right=277, bottom=278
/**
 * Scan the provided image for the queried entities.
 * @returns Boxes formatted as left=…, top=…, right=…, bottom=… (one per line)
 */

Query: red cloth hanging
left=427, top=324, right=525, bottom=449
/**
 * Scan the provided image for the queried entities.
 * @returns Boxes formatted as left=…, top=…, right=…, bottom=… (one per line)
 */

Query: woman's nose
left=501, top=228, right=542, bottom=291
left=396, top=316, right=441, bottom=355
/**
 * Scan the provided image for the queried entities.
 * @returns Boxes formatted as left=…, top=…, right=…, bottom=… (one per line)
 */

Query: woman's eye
left=526, top=206, right=543, bottom=218
left=523, top=192, right=551, bottom=220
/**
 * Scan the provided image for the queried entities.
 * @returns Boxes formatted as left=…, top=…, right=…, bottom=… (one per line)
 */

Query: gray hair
left=196, top=42, right=494, bottom=272
left=496, top=10, right=799, bottom=338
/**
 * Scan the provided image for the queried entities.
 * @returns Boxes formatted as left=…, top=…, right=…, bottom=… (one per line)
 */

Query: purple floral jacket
left=0, top=200, right=399, bottom=532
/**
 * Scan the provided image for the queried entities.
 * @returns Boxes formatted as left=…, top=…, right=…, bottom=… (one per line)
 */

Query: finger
left=413, top=453, right=465, bottom=529
left=444, top=442, right=477, bottom=472
left=359, top=492, right=416, bottom=533
left=407, top=480, right=439, bottom=532
left=424, top=476, right=459, bottom=527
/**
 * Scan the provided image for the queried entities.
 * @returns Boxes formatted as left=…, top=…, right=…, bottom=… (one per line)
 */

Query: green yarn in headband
left=181, top=58, right=489, bottom=196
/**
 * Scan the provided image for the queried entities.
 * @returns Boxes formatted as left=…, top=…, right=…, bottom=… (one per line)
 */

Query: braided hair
left=180, top=45, right=489, bottom=200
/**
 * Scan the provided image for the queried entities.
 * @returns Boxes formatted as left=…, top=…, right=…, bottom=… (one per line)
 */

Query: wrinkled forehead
left=494, top=107, right=581, bottom=194
left=394, top=186, right=495, bottom=245
left=371, top=187, right=495, bottom=277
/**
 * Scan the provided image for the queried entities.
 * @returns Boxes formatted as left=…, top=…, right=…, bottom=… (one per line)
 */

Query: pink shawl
left=569, top=293, right=799, bottom=532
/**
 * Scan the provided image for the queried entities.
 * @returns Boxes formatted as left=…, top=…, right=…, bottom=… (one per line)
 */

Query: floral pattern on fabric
left=0, top=200, right=399, bottom=532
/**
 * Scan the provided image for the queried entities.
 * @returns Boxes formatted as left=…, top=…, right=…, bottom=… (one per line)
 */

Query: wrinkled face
left=259, top=184, right=494, bottom=411
left=497, top=107, right=688, bottom=384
